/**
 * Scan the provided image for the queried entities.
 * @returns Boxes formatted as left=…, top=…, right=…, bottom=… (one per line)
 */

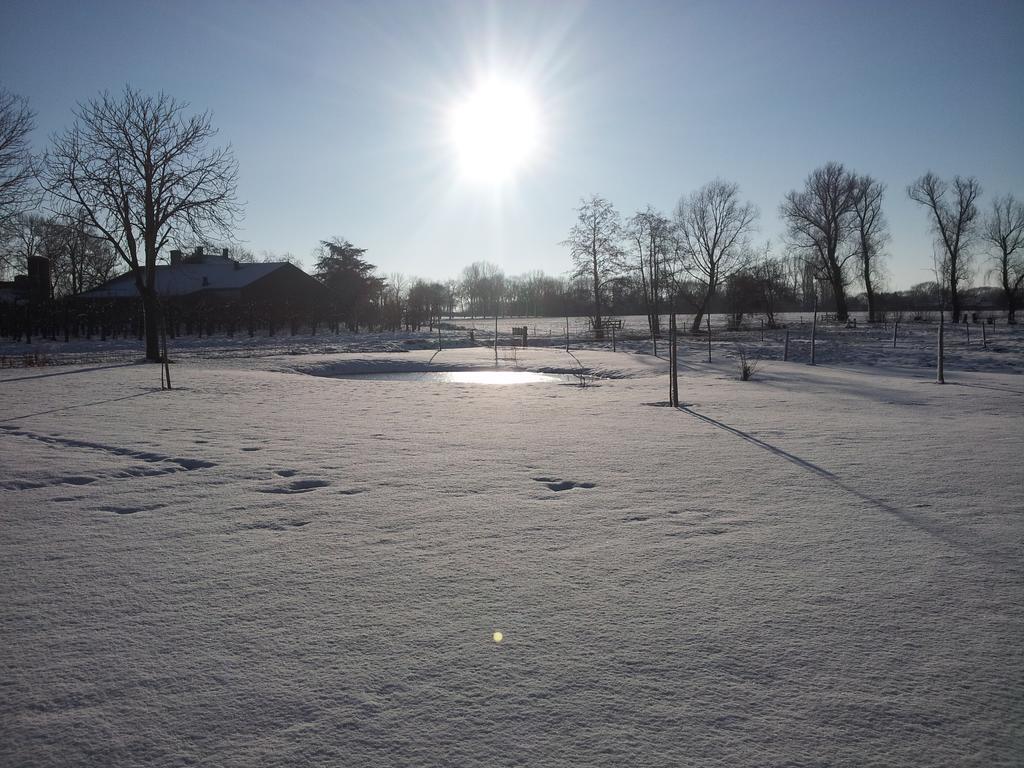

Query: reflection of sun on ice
left=449, top=77, right=541, bottom=184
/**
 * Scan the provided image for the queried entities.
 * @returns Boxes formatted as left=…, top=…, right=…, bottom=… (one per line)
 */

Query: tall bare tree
left=852, top=175, right=888, bottom=322
left=563, top=195, right=622, bottom=338
left=780, top=162, right=860, bottom=321
left=41, top=87, right=240, bottom=360
left=0, top=88, right=37, bottom=240
left=907, top=172, right=981, bottom=322
left=983, top=194, right=1024, bottom=323
left=676, top=180, right=758, bottom=332
left=626, top=206, right=674, bottom=337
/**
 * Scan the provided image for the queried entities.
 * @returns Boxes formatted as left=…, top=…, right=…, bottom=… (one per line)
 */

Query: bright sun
left=448, top=77, right=542, bottom=184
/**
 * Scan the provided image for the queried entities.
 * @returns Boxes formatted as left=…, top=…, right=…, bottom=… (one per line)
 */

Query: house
left=73, top=247, right=333, bottom=337
left=77, top=247, right=329, bottom=307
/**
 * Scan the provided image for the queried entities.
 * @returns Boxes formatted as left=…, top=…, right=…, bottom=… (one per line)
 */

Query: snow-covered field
left=1, top=333, right=1022, bottom=766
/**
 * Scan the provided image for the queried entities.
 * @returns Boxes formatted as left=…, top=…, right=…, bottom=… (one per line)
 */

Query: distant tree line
left=3, top=82, right=1023, bottom=354
left=560, top=164, right=1022, bottom=334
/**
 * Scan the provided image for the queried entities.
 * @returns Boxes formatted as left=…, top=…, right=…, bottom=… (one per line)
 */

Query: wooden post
left=937, top=313, right=945, bottom=384
left=565, top=315, right=570, bottom=352
left=982, top=322, right=987, bottom=349
left=965, top=322, right=970, bottom=346
left=494, top=312, right=498, bottom=366
left=160, top=304, right=172, bottom=390
left=706, top=314, right=711, bottom=363
left=810, top=294, right=818, bottom=366
left=784, top=329, right=789, bottom=361
left=760, top=318, right=764, bottom=342
left=612, top=323, right=616, bottom=352
left=893, top=319, right=898, bottom=349
left=438, top=326, right=442, bottom=352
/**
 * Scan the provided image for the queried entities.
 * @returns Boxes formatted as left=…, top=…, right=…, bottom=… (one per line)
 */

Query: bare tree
left=851, top=175, right=888, bottom=322
left=626, top=206, right=675, bottom=337
left=983, top=194, right=1024, bottom=323
left=1, top=213, right=47, bottom=280
left=676, top=180, right=758, bottom=332
left=0, top=89, right=38, bottom=239
left=907, top=172, right=981, bottom=322
left=750, top=242, right=791, bottom=328
left=781, top=163, right=860, bottom=321
left=41, top=87, right=240, bottom=360
left=563, top=195, right=622, bottom=338
left=43, top=207, right=119, bottom=296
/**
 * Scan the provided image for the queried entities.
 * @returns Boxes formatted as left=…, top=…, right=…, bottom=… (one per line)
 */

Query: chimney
left=170, top=249, right=182, bottom=266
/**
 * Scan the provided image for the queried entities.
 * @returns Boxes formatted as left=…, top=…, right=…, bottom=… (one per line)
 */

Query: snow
left=1, top=328, right=1022, bottom=766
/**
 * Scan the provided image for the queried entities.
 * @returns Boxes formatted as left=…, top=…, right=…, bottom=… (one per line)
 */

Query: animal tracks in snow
left=0, top=426, right=216, bottom=491
left=532, top=476, right=596, bottom=492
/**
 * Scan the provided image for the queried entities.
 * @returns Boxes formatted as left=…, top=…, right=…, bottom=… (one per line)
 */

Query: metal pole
left=670, top=313, right=679, bottom=407
left=810, top=293, right=818, bottom=366
left=937, top=313, right=945, bottom=384
left=706, top=314, right=711, bottom=363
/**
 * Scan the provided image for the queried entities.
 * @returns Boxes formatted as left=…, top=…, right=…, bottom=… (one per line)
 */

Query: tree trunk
left=863, top=265, right=876, bottom=323
left=830, top=264, right=849, bottom=322
left=141, top=288, right=161, bottom=361
left=591, top=253, right=603, bottom=339
left=691, top=283, right=715, bottom=334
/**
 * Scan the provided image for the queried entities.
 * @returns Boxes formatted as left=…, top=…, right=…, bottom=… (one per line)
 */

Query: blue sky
left=2, top=0, right=1022, bottom=288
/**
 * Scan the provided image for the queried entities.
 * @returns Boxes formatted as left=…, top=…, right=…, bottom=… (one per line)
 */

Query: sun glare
left=448, top=77, right=542, bottom=184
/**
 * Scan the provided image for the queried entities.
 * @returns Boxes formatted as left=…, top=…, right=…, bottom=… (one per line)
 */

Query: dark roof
left=78, top=259, right=307, bottom=299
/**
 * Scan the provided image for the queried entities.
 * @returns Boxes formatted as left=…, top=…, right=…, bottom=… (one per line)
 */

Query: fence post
left=965, top=322, right=970, bottom=346
left=937, top=313, right=945, bottom=384
left=760, top=318, right=764, bottom=342
left=784, top=329, right=789, bottom=361
left=494, top=313, right=498, bottom=366
left=893, top=319, right=898, bottom=349
left=565, top=316, right=569, bottom=352
left=612, top=323, right=616, bottom=352
left=982, top=322, right=987, bottom=349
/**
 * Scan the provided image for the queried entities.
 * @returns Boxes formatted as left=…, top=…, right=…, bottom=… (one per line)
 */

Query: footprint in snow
left=532, top=476, right=596, bottom=492
left=258, top=479, right=329, bottom=495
